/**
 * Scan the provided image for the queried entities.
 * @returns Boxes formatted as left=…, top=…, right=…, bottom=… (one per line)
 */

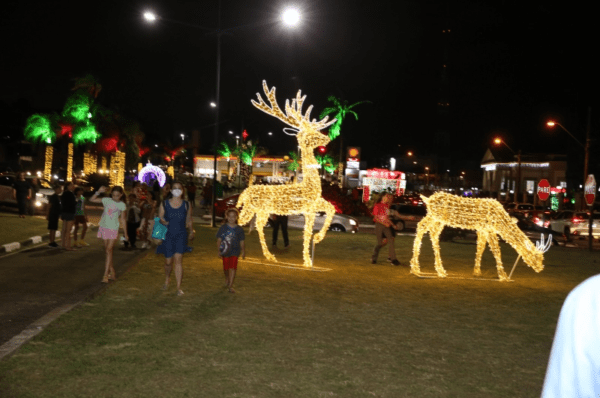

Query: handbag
left=151, top=216, right=168, bottom=245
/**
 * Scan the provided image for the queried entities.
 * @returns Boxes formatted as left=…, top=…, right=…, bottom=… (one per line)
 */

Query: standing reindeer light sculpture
left=410, top=192, right=552, bottom=281
left=237, top=81, right=337, bottom=267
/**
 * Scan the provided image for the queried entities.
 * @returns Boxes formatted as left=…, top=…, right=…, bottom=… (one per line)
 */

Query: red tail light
left=572, top=217, right=585, bottom=224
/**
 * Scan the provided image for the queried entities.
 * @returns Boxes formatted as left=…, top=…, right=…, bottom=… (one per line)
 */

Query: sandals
left=101, top=276, right=109, bottom=283
left=177, top=290, right=184, bottom=296
left=228, top=288, right=236, bottom=294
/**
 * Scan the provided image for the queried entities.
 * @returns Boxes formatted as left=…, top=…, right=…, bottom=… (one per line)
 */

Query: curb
left=0, top=239, right=149, bottom=361
left=0, top=223, right=99, bottom=255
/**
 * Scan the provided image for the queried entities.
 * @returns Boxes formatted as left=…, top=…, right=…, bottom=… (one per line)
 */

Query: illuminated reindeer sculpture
left=410, top=192, right=551, bottom=281
left=237, top=81, right=337, bottom=267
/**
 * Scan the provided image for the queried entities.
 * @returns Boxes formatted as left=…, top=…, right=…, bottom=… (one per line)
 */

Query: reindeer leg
left=313, top=199, right=335, bottom=244
left=474, top=231, right=488, bottom=277
left=487, top=234, right=509, bottom=281
left=410, top=216, right=430, bottom=276
left=429, top=221, right=448, bottom=278
left=303, top=214, right=316, bottom=267
left=255, top=212, right=277, bottom=262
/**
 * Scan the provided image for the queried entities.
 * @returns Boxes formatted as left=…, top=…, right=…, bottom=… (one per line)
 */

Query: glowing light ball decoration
left=138, top=162, right=166, bottom=187
left=67, top=143, right=74, bottom=182
left=109, top=150, right=126, bottom=187
left=44, top=145, right=53, bottom=181
left=410, top=192, right=552, bottom=281
left=237, top=81, right=336, bottom=267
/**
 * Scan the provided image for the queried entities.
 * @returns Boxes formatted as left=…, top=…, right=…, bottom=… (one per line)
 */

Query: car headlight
left=36, top=193, right=45, bottom=198
left=349, top=219, right=357, bottom=226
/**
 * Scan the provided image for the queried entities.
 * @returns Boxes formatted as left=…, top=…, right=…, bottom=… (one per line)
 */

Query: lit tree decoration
left=101, top=156, right=107, bottom=173
left=83, top=152, right=97, bottom=176
left=167, top=166, right=174, bottom=179
left=24, top=114, right=56, bottom=144
left=109, top=150, right=126, bottom=187
left=316, top=154, right=337, bottom=174
left=73, top=122, right=100, bottom=145
left=44, top=146, right=53, bottom=181
left=67, top=143, right=74, bottom=182
left=410, top=192, right=552, bottom=281
left=286, top=151, right=300, bottom=172
left=139, top=162, right=166, bottom=187
left=237, top=81, right=336, bottom=267
left=319, top=96, right=371, bottom=140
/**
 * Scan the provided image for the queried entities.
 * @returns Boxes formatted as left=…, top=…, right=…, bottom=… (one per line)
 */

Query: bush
left=321, top=184, right=369, bottom=216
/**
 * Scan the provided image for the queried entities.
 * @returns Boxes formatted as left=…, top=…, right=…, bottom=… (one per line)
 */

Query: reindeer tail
left=420, top=194, right=430, bottom=205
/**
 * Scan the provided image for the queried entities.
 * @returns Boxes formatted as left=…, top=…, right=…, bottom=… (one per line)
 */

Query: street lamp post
left=494, top=137, right=521, bottom=203
left=547, top=109, right=592, bottom=208
left=144, top=5, right=300, bottom=227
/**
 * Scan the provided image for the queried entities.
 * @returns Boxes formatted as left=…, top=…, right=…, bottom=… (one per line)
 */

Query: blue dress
left=156, top=200, right=193, bottom=258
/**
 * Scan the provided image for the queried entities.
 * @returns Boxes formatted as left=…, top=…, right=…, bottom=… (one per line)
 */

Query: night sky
left=1, top=0, right=598, bottom=174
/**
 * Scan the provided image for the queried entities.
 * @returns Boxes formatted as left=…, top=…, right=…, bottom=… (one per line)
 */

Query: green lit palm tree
left=319, top=96, right=371, bottom=141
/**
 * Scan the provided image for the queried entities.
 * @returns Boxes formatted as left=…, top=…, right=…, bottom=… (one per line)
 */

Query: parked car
left=570, top=212, right=600, bottom=239
left=504, top=202, right=535, bottom=217
left=548, top=210, right=589, bottom=238
left=389, top=204, right=427, bottom=231
left=0, top=174, right=54, bottom=214
left=213, top=194, right=241, bottom=217
left=287, top=213, right=359, bottom=233
left=214, top=194, right=358, bottom=232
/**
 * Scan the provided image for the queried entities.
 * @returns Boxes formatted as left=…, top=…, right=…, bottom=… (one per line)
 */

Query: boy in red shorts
left=216, top=208, right=245, bottom=293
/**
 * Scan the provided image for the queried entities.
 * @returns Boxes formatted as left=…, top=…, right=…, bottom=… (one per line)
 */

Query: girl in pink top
left=90, top=186, right=129, bottom=283
left=371, top=193, right=402, bottom=266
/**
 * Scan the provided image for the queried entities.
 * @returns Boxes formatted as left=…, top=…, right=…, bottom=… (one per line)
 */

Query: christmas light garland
left=410, top=192, right=551, bottom=281
left=237, top=81, right=336, bottom=267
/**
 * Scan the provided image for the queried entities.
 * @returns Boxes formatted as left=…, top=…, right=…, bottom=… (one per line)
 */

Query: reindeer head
left=523, top=234, right=552, bottom=273
left=251, top=81, right=334, bottom=151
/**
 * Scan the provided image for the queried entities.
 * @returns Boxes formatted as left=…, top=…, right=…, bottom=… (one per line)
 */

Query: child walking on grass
left=216, top=208, right=245, bottom=293
left=73, top=187, right=89, bottom=247
left=90, top=186, right=128, bottom=283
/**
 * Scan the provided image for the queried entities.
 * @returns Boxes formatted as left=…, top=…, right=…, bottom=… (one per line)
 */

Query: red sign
left=537, top=179, right=550, bottom=201
left=585, top=174, right=596, bottom=207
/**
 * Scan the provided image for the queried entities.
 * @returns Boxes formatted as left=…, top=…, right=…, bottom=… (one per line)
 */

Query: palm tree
left=319, top=96, right=371, bottom=141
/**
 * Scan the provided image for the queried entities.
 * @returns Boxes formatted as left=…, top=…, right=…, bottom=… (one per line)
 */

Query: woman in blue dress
left=156, top=181, right=194, bottom=296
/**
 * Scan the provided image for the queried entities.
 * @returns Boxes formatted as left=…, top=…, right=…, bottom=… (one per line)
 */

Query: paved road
left=0, top=236, right=149, bottom=349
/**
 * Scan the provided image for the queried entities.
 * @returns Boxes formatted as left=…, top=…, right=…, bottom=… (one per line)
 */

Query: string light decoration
left=83, top=152, right=97, bottom=176
left=138, top=162, right=166, bottom=187
left=410, top=192, right=552, bottom=281
left=100, top=156, right=107, bottom=174
left=109, top=150, right=126, bottom=187
left=66, top=143, right=74, bottom=182
left=237, top=81, right=336, bottom=267
left=167, top=166, right=174, bottom=179
left=24, top=114, right=56, bottom=144
left=44, top=145, right=53, bottom=181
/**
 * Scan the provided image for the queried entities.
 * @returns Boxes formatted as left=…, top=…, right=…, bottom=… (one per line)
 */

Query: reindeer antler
left=252, top=80, right=336, bottom=133
left=536, top=234, right=552, bottom=253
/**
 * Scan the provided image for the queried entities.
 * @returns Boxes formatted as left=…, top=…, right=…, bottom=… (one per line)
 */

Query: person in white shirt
left=541, top=274, right=600, bottom=397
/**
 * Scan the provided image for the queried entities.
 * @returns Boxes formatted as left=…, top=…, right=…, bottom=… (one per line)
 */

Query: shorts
left=97, top=226, right=119, bottom=240
left=61, top=213, right=75, bottom=221
left=222, top=256, right=238, bottom=270
left=47, top=215, right=60, bottom=231
left=74, top=215, right=87, bottom=224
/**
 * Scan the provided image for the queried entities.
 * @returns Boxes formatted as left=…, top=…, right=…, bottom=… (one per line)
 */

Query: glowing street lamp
left=494, top=137, right=521, bottom=202
left=143, top=5, right=301, bottom=227
left=281, top=7, right=301, bottom=27
left=546, top=119, right=590, bottom=192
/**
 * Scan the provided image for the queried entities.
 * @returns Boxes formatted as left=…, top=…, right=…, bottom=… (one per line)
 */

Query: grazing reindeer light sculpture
left=237, top=81, right=337, bottom=267
left=410, top=192, right=552, bottom=281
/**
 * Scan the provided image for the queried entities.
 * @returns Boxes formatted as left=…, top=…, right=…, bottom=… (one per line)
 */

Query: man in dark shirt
left=12, top=172, right=31, bottom=218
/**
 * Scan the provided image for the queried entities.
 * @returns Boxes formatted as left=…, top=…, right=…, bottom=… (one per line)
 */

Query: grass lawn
left=0, top=225, right=598, bottom=397
left=0, top=213, right=48, bottom=246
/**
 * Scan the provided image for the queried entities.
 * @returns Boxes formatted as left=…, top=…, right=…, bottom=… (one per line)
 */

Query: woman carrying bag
left=155, top=181, right=194, bottom=296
